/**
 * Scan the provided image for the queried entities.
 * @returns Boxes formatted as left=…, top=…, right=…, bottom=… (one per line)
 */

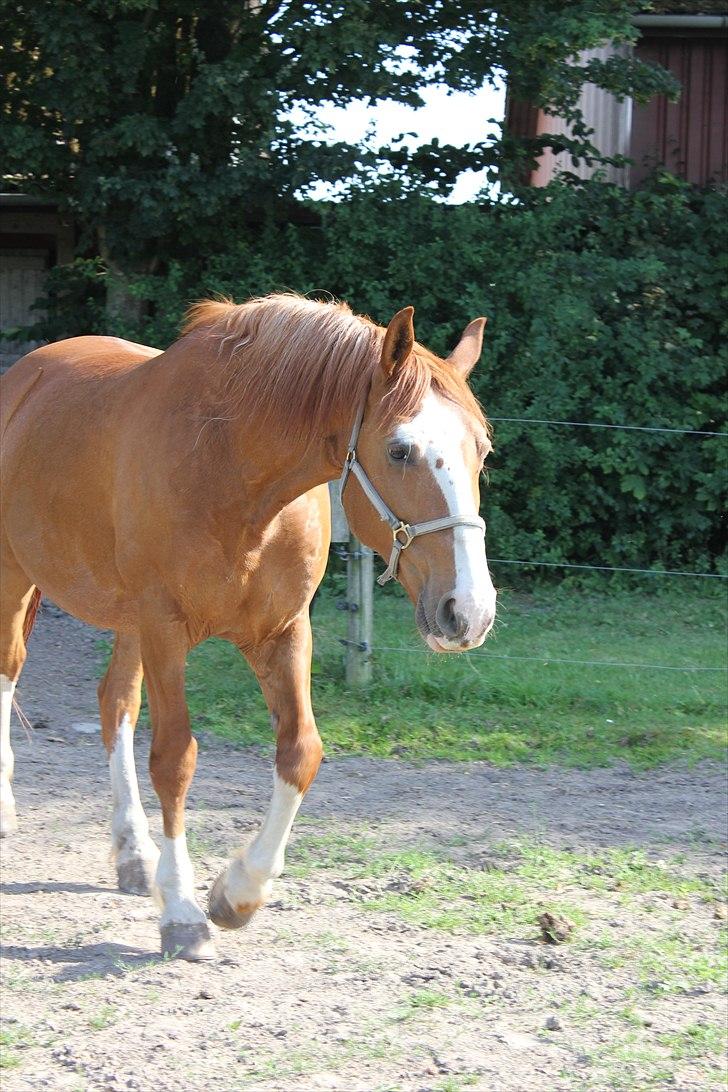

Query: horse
left=0, top=293, right=496, bottom=961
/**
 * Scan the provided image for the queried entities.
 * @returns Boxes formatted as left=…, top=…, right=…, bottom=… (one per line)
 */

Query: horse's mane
left=183, top=293, right=486, bottom=443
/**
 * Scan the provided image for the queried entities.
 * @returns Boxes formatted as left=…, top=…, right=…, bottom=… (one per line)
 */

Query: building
left=0, top=195, right=75, bottom=368
left=506, top=8, right=728, bottom=188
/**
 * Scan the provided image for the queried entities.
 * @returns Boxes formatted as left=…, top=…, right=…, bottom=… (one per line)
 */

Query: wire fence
left=489, top=416, right=727, bottom=438
left=336, top=407, right=727, bottom=682
left=488, top=558, right=727, bottom=580
left=364, top=644, right=726, bottom=675
left=483, top=412, right=727, bottom=580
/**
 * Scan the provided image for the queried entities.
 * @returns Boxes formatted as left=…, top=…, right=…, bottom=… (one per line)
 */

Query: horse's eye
left=388, top=444, right=410, bottom=462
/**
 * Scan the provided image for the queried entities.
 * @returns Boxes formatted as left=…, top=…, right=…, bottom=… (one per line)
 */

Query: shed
left=506, top=8, right=728, bottom=188
left=0, top=195, right=75, bottom=368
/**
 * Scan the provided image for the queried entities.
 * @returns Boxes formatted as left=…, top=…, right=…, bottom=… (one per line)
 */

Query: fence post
left=345, top=533, right=373, bottom=686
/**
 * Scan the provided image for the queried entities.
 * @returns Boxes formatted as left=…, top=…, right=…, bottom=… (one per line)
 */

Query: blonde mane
left=183, top=293, right=486, bottom=442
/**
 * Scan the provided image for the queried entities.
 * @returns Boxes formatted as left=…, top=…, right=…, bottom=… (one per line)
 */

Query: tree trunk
left=99, top=231, right=144, bottom=329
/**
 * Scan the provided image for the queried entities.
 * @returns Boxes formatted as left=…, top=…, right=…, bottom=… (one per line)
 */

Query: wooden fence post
left=327, top=483, right=374, bottom=687
left=345, top=533, right=373, bottom=687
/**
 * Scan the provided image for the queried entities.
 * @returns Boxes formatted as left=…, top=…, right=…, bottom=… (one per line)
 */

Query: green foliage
left=40, top=175, right=724, bottom=573
left=2, top=1, right=675, bottom=281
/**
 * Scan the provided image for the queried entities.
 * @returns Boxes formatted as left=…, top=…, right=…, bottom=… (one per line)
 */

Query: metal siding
left=527, top=46, right=632, bottom=186
left=631, top=35, right=728, bottom=186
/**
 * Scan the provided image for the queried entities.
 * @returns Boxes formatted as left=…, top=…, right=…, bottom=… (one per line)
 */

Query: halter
left=339, top=393, right=486, bottom=586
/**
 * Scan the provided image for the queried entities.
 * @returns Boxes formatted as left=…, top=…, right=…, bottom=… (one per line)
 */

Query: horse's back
left=1, top=336, right=160, bottom=439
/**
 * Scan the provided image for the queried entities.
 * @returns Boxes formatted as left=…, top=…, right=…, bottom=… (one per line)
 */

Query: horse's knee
left=275, top=720, right=323, bottom=793
left=149, top=733, right=198, bottom=806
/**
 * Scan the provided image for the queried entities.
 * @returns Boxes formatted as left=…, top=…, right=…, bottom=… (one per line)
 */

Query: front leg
left=141, top=622, right=216, bottom=961
left=209, top=614, right=323, bottom=930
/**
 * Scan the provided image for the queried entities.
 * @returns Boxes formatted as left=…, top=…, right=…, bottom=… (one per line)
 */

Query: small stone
left=195, top=989, right=214, bottom=1000
left=712, top=903, right=728, bottom=920
left=671, top=898, right=690, bottom=910
left=545, top=1014, right=563, bottom=1031
left=538, top=911, right=574, bottom=944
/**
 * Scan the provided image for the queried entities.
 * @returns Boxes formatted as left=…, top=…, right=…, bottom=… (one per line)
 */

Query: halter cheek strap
left=339, top=397, right=486, bottom=586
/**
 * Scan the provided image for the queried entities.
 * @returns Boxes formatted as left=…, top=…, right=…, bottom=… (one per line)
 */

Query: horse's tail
left=23, top=587, right=42, bottom=643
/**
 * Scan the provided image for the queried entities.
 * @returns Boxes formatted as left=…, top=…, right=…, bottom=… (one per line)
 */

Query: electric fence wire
left=366, top=645, right=727, bottom=674
left=489, top=416, right=727, bottom=438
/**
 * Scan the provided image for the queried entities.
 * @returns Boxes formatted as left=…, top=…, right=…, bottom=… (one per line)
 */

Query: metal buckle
left=393, top=521, right=415, bottom=549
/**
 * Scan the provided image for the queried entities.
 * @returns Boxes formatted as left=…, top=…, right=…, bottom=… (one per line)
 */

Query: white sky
left=292, top=79, right=506, bottom=202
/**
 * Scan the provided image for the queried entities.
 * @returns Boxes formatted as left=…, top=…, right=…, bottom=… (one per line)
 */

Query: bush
left=27, top=176, right=728, bottom=573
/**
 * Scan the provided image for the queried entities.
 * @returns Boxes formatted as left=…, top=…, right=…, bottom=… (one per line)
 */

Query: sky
left=293, top=79, right=506, bottom=202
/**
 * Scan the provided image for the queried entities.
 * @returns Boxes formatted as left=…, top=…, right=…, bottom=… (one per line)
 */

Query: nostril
left=435, top=595, right=468, bottom=640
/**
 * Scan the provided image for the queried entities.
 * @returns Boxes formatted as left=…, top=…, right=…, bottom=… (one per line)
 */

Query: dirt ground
left=1, top=605, right=726, bottom=1091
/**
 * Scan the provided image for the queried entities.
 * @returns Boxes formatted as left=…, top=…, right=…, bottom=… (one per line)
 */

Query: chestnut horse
left=0, top=295, right=495, bottom=960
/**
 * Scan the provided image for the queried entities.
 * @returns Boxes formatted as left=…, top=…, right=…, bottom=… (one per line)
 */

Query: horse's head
left=341, top=307, right=496, bottom=652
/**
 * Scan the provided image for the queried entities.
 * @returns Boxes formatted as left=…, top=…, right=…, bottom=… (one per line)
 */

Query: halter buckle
left=393, top=521, right=415, bottom=549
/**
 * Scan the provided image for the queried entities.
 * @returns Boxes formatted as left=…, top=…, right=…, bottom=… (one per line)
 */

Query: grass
left=184, top=583, right=727, bottom=768
left=87, top=1005, right=119, bottom=1031
left=0, top=1025, right=34, bottom=1070
left=598, top=930, right=728, bottom=994
left=396, top=989, right=452, bottom=1020
left=287, top=829, right=725, bottom=937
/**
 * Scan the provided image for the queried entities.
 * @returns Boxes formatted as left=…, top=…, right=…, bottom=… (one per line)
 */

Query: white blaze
left=224, top=772, right=303, bottom=909
left=393, top=390, right=496, bottom=646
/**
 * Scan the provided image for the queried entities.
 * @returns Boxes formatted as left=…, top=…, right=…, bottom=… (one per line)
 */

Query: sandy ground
left=0, top=605, right=726, bottom=1091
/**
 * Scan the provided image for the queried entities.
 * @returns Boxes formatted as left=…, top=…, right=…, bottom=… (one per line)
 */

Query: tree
left=1, top=1, right=676, bottom=318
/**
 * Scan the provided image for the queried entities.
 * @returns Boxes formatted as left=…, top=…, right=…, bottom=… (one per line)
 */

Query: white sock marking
left=224, top=772, right=303, bottom=909
left=109, top=714, right=158, bottom=867
left=0, top=675, right=17, bottom=824
left=154, top=834, right=207, bottom=926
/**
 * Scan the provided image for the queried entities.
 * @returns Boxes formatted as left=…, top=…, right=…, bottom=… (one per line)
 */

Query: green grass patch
left=396, top=989, right=452, bottom=1020
left=288, top=831, right=587, bottom=935
left=659, top=1021, right=727, bottom=1061
left=0, top=1025, right=35, bottom=1070
left=288, top=830, right=726, bottom=944
left=185, top=584, right=727, bottom=768
left=513, top=844, right=722, bottom=900
left=596, top=928, right=728, bottom=995
left=87, top=1005, right=119, bottom=1031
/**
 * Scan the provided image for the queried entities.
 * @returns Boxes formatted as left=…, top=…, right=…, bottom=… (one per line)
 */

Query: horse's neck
left=157, top=336, right=350, bottom=525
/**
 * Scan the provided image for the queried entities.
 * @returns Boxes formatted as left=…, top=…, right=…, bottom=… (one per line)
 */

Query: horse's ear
left=381, top=306, right=415, bottom=380
left=447, top=317, right=487, bottom=378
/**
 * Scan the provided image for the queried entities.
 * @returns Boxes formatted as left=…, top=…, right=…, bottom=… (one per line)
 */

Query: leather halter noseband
left=339, top=394, right=486, bottom=586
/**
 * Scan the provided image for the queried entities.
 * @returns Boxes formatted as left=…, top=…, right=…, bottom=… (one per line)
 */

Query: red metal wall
left=631, top=33, right=728, bottom=186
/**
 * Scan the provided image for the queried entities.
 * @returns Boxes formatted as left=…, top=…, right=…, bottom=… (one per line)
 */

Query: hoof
left=208, top=873, right=259, bottom=931
left=117, top=856, right=158, bottom=897
left=0, top=802, right=18, bottom=838
left=160, top=922, right=217, bottom=962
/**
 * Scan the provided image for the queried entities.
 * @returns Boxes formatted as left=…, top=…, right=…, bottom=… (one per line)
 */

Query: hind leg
left=0, top=555, right=36, bottom=837
left=99, top=634, right=159, bottom=895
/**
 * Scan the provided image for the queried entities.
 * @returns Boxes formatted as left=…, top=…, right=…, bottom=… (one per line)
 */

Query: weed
left=87, top=1006, right=118, bottom=1031
left=0, top=1025, right=35, bottom=1070
left=436, top=1077, right=479, bottom=1092
left=396, top=989, right=451, bottom=1020
left=659, top=1022, right=727, bottom=1060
